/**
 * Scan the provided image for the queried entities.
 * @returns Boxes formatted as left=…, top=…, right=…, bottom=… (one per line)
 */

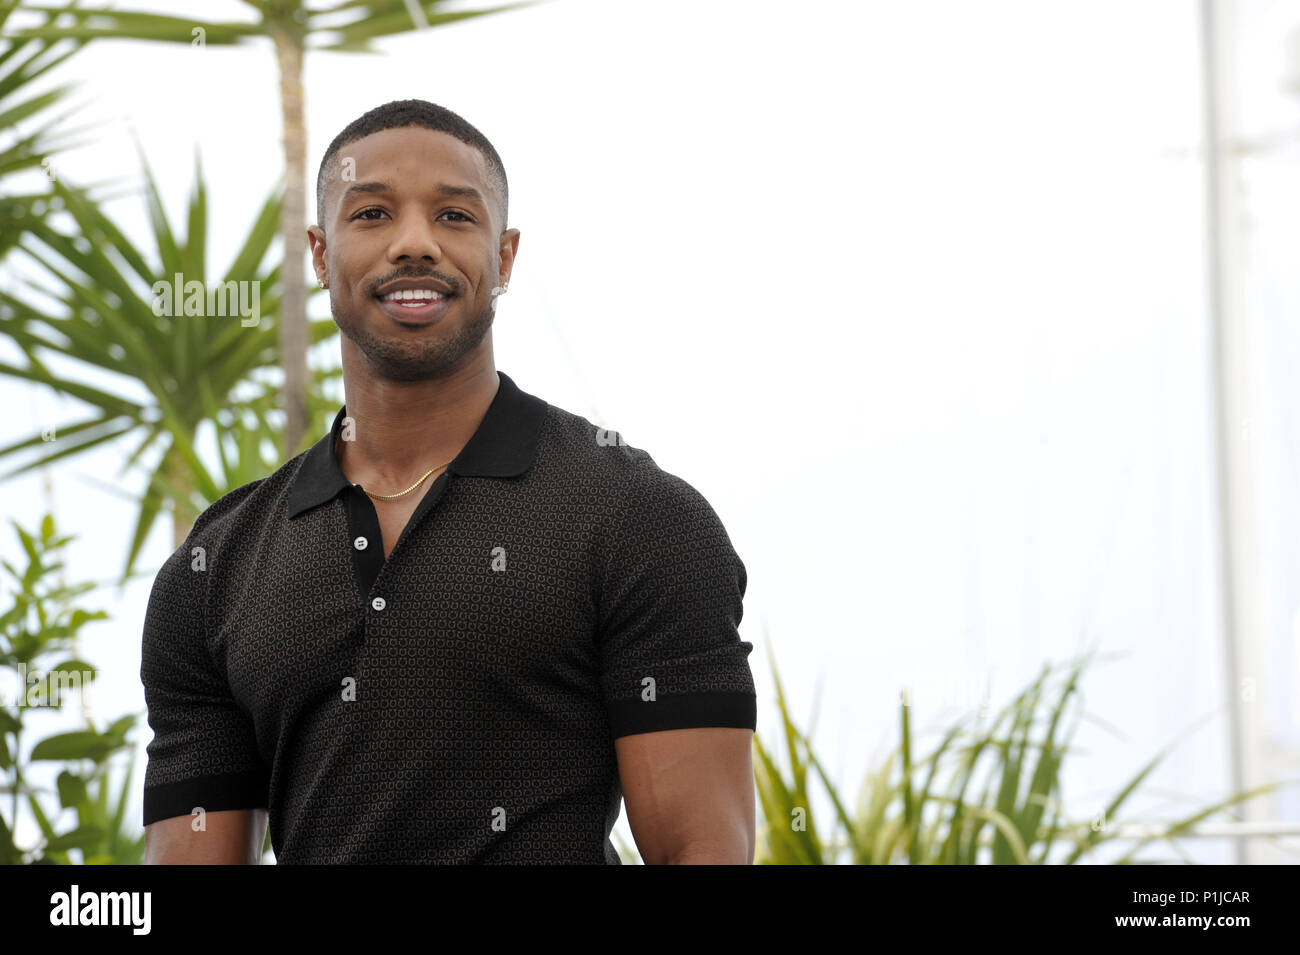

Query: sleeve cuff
left=143, top=768, right=269, bottom=827
left=607, top=691, right=756, bottom=739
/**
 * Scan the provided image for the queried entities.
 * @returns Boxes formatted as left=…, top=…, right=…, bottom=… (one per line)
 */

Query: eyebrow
left=339, top=180, right=488, bottom=210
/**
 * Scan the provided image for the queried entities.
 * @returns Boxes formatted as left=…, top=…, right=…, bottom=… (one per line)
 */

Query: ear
left=499, top=228, right=520, bottom=284
left=308, top=225, right=328, bottom=285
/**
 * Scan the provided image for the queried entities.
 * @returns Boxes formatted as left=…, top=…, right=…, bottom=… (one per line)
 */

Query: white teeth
left=381, top=289, right=446, bottom=301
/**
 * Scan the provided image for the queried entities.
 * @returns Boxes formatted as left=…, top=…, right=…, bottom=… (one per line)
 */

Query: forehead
left=331, top=126, right=496, bottom=210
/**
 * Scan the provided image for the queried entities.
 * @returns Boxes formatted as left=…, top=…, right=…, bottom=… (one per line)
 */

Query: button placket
left=342, top=486, right=385, bottom=602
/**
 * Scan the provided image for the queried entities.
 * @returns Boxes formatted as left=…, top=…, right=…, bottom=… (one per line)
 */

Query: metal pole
left=1200, top=0, right=1261, bottom=866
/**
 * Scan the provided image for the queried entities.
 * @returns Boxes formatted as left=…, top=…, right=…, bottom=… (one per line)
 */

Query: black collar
left=287, top=370, right=547, bottom=519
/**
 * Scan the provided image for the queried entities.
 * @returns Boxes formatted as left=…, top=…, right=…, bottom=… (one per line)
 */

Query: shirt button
left=371, top=596, right=386, bottom=611
left=354, top=536, right=368, bottom=551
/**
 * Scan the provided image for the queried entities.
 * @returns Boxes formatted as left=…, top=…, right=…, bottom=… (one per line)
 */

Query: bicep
left=615, top=727, right=755, bottom=865
left=144, top=808, right=267, bottom=864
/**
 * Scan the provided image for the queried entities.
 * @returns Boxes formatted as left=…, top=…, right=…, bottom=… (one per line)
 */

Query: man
left=140, top=99, right=757, bottom=864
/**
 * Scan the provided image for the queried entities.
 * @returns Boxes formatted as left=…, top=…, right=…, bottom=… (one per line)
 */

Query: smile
left=375, top=290, right=451, bottom=325
left=379, top=289, right=448, bottom=304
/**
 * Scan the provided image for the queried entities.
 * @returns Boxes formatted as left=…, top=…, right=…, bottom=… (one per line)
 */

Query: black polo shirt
left=140, top=370, right=757, bottom=863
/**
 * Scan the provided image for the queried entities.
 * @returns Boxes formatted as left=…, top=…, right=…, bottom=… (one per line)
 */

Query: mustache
left=370, top=268, right=460, bottom=296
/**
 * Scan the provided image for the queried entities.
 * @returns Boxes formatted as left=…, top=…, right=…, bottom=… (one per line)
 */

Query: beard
left=332, top=294, right=496, bottom=382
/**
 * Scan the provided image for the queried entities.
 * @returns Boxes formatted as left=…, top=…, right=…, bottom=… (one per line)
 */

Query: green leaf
left=29, top=729, right=115, bottom=761
left=45, top=824, right=105, bottom=852
left=103, top=713, right=137, bottom=741
left=1, top=8, right=258, bottom=45
left=27, top=791, right=57, bottom=841
left=56, top=769, right=87, bottom=808
left=314, top=1, right=536, bottom=49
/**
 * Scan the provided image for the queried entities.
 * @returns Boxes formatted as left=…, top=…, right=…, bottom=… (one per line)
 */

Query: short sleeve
left=596, top=458, right=757, bottom=738
left=140, top=535, right=268, bottom=826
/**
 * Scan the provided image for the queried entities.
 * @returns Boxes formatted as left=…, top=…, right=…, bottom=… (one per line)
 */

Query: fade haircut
left=316, top=99, right=509, bottom=232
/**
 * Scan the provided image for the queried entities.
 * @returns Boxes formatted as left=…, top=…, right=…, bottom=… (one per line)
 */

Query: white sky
left=3, top=0, right=1299, bottom=863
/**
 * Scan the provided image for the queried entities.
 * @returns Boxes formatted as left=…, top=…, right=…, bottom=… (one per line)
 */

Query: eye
left=350, top=208, right=472, bottom=222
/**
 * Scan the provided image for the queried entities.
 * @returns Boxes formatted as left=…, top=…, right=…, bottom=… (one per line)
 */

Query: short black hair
left=315, top=99, right=509, bottom=232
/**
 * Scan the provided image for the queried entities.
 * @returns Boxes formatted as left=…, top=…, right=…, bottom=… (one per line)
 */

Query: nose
left=386, top=208, right=443, bottom=265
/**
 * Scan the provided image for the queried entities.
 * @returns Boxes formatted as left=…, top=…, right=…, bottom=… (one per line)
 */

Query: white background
left=3, top=0, right=1298, bottom=863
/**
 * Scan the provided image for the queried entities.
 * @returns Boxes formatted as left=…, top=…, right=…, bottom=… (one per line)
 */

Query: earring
left=318, top=279, right=328, bottom=289
left=491, top=281, right=509, bottom=296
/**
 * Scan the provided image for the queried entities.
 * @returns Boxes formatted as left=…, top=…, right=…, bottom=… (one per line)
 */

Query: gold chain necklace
left=336, top=434, right=454, bottom=501
left=357, top=459, right=453, bottom=501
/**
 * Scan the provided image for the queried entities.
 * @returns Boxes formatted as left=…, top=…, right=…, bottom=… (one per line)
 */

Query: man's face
left=308, top=126, right=518, bottom=382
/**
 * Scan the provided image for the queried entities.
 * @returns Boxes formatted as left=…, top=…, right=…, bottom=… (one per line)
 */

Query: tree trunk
left=167, top=448, right=197, bottom=549
left=272, top=27, right=308, bottom=460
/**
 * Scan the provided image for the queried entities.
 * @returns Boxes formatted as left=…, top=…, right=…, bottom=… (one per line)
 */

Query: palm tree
left=0, top=147, right=340, bottom=582
left=0, top=0, right=100, bottom=257
left=2, top=0, right=535, bottom=454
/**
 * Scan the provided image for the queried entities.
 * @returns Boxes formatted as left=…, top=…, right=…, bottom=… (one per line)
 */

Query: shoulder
left=534, top=404, right=740, bottom=583
left=536, top=402, right=710, bottom=514
left=173, top=449, right=309, bottom=556
left=145, top=453, right=311, bottom=644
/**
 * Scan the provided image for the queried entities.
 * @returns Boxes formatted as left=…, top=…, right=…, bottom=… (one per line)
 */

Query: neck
left=336, top=359, right=500, bottom=496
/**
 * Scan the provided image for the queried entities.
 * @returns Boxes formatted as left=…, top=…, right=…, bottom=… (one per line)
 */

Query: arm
left=597, top=460, right=758, bottom=863
left=140, top=534, right=270, bottom=860
left=144, top=808, right=268, bottom=865
left=615, top=727, right=755, bottom=865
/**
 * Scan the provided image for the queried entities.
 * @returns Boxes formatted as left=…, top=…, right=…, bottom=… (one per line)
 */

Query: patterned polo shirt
left=139, top=370, right=757, bottom=863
